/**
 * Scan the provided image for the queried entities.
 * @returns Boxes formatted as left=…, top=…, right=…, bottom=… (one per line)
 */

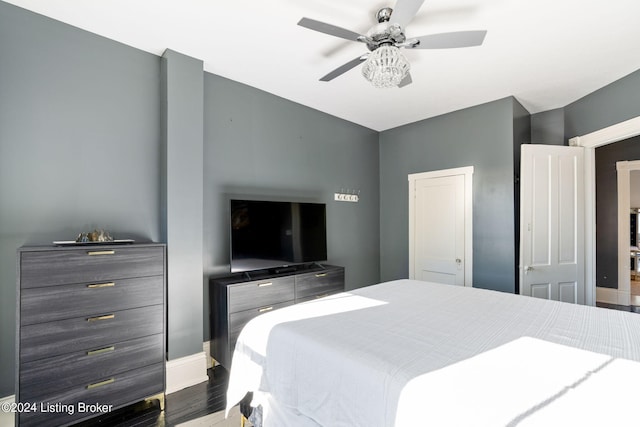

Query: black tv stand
left=272, top=265, right=296, bottom=274
left=235, top=263, right=328, bottom=279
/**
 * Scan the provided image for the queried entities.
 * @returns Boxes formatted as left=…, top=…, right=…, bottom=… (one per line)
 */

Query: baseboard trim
left=618, top=290, right=631, bottom=306
left=0, top=395, right=15, bottom=427
left=596, top=286, right=630, bottom=306
left=166, top=351, right=209, bottom=395
left=0, top=394, right=15, bottom=404
left=203, top=340, right=213, bottom=369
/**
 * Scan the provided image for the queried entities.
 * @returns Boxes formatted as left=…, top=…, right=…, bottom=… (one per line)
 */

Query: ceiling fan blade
left=398, top=73, right=413, bottom=88
left=409, top=30, right=487, bottom=49
left=298, top=17, right=364, bottom=42
left=391, top=0, right=426, bottom=28
left=320, top=55, right=368, bottom=82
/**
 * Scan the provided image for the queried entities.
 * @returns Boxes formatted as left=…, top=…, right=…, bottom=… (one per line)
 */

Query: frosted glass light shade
left=361, top=45, right=410, bottom=88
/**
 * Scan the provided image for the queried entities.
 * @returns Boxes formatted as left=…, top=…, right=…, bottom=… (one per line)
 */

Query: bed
left=225, top=279, right=640, bottom=426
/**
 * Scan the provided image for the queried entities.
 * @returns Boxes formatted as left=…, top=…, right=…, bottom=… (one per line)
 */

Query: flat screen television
left=230, top=199, right=327, bottom=273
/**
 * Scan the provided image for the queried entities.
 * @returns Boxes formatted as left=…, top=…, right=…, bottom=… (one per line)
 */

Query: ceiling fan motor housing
left=365, top=21, right=406, bottom=51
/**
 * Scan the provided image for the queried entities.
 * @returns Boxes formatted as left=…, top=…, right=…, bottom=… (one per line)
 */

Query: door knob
left=524, top=265, right=534, bottom=274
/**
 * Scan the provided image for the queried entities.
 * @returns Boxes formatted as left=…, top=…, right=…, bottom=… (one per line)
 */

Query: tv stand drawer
left=228, top=276, right=295, bottom=313
left=229, top=300, right=295, bottom=349
left=295, top=267, right=345, bottom=301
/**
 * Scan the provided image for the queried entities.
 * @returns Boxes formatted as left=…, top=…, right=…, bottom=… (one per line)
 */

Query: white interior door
left=409, top=167, right=473, bottom=286
left=520, top=144, right=584, bottom=303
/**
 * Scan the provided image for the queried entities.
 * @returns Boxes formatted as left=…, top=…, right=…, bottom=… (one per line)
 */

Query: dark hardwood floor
left=74, top=366, right=229, bottom=427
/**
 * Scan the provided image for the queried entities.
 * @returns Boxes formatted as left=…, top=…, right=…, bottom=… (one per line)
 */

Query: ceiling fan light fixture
left=361, top=45, right=410, bottom=88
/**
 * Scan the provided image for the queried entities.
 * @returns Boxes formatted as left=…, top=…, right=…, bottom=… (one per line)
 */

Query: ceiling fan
left=298, top=0, right=487, bottom=88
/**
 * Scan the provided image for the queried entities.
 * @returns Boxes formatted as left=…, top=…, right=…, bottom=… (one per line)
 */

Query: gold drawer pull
left=87, top=345, right=115, bottom=356
left=87, top=314, right=115, bottom=322
left=87, top=282, right=115, bottom=289
left=257, top=282, right=273, bottom=287
left=87, top=378, right=115, bottom=389
left=259, top=306, right=274, bottom=313
left=315, top=294, right=330, bottom=299
left=315, top=273, right=327, bottom=278
left=87, top=250, right=115, bottom=256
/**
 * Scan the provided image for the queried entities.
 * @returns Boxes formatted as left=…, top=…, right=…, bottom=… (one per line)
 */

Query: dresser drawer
left=20, top=304, right=163, bottom=362
left=228, top=276, right=295, bottom=313
left=19, top=362, right=164, bottom=427
left=19, top=334, right=164, bottom=401
left=19, top=245, right=165, bottom=288
left=295, top=267, right=345, bottom=301
left=295, top=291, right=343, bottom=304
left=21, top=275, right=163, bottom=326
left=229, top=300, right=295, bottom=346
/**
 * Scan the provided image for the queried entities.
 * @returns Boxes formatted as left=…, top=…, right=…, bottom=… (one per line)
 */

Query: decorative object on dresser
left=16, top=243, right=166, bottom=427
left=210, top=264, right=345, bottom=368
left=52, top=228, right=135, bottom=246
left=75, top=228, right=114, bottom=243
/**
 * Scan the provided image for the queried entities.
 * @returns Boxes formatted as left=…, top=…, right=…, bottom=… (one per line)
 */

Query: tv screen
left=230, top=199, right=327, bottom=273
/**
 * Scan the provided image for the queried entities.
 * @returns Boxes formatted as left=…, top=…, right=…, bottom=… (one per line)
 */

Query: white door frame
left=569, top=115, right=640, bottom=306
left=408, top=166, right=473, bottom=286
left=615, top=161, right=640, bottom=305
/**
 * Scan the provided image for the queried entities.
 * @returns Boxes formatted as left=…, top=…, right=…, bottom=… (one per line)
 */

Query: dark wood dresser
left=16, top=243, right=166, bottom=426
left=210, top=264, right=344, bottom=368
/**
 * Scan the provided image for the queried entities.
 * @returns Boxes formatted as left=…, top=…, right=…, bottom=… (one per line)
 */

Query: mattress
left=226, top=279, right=640, bottom=426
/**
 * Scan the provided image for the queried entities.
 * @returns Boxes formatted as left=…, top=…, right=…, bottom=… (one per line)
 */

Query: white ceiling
left=5, top=0, right=640, bottom=131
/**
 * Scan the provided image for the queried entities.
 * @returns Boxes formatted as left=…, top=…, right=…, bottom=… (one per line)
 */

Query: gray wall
left=202, top=74, right=381, bottom=317
left=565, top=69, right=640, bottom=139
left=512, top=100, right=532, bottom=293
left=0, top=2, right=162, bottom=396
left=531, top=108, right=565, bottom=145
left=379, top=97, right=519, bottom=293
left=161, top=50, right=205, bottom=359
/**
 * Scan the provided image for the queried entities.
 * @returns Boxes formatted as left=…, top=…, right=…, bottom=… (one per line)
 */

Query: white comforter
left=226, top=279, right=640, bottom=426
